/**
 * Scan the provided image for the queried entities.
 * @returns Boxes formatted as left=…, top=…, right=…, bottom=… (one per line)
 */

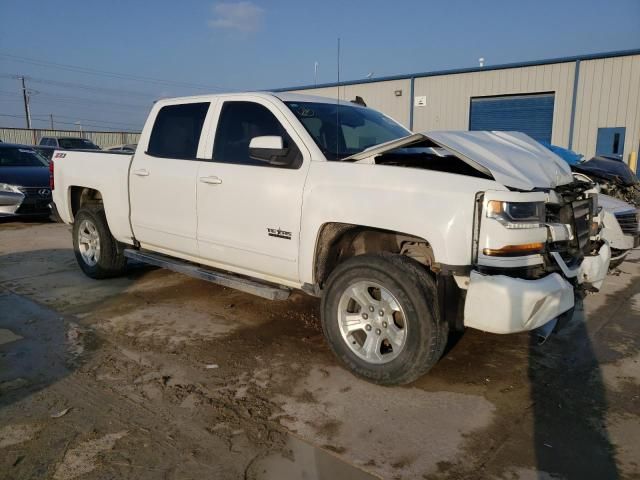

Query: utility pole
left=49, top=114, right=54, bottom=130
left=19, top=76, right=32, bottom=129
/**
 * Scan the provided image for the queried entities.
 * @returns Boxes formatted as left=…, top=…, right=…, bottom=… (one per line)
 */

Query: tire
left=321, top=253, right=448, bottom=385
left=72, top=207, right=127, bottom=279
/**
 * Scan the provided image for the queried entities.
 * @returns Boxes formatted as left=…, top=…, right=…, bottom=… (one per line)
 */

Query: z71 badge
left=267, top=227, right=292, bottom=240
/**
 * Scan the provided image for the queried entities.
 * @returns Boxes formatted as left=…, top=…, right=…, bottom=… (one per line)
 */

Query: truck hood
left=347, top=130, right=574, bottom=191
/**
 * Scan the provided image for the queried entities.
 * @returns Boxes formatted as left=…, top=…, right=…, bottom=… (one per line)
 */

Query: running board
left=123, top=249, right=291, bottom=301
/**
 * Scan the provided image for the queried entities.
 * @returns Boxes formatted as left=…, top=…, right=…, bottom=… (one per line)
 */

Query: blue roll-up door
left=469, top=93, right=555, bottom=143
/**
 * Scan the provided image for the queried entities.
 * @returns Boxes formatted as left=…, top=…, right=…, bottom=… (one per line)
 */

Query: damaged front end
left=346, top=129, right=611, bottom=337
left=463, top=180, right=610, bottom=335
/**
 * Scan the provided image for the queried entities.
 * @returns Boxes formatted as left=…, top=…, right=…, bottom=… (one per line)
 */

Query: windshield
left=58, top=138, right=100, bottom=150
left=285, top=101, right=409, bottom=160
left=0, top=147, right=49, bottom=167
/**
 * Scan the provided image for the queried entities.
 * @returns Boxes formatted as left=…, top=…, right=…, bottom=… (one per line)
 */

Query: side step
left=123, top=249, right=291, bottom=301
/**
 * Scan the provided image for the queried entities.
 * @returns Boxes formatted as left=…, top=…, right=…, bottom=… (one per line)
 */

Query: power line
left=30, top=113, right=141, bottom=128
left=0, top=73, right=157, bottom=99
left=31, top=117, right=138, bottom=131
left=0, top=113, right=141, bottom=131
left=0, top=90, right=150, bottom=111
left=0, top=52, right=231, bottom=92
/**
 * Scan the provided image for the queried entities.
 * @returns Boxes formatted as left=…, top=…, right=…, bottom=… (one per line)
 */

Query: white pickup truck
left=52, top=92, right=611, bottom=384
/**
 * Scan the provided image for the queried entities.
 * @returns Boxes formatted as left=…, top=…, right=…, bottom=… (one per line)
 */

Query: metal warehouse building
left=281, top=49, right=640, bottom=165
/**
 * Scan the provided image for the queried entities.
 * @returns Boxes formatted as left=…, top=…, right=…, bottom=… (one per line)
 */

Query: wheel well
left=70, top=187, right=103, bottom=220
left=313, top=222, right=435, bottom=288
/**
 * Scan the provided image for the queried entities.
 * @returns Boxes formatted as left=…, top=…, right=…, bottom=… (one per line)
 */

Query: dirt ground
left=1, top=220, right=638, bottom=480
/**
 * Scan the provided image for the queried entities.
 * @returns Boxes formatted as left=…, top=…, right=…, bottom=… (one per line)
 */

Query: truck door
left=129, top=101, right=210, bottom=257
left=196, top=98, right=310, bottom=283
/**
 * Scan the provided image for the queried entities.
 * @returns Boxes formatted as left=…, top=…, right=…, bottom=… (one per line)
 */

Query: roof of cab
left=153, top=91, right=363, bottom=107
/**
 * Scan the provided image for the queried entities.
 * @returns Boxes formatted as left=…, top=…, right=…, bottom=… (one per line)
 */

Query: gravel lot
left=1, top=220, right=639, bottom=480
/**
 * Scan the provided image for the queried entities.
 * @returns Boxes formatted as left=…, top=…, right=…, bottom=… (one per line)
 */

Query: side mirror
left=249, top=136, right=290, bottom=166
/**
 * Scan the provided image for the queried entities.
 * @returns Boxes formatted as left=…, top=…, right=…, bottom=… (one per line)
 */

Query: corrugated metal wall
left=412, top=62, right=576, bottom=147
left=0, top=128, right=140, bottom=148
left=287, top=78, right=413, bottom=127
left=282, top=52, right=640, bottom=164
left=571, top=54, right=640, bottom=161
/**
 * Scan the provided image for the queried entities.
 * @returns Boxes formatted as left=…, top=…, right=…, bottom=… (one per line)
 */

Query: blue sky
left=1, top=0, right=639, bottom=132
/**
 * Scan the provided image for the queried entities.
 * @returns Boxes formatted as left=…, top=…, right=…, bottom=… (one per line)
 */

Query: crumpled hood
left=347, top=130, right=574, bottom=191
left=426, top=131, right=574, bottom=190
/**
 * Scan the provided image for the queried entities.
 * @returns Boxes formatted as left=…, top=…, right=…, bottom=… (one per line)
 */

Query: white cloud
left=208, top=2, right=265, bottom=33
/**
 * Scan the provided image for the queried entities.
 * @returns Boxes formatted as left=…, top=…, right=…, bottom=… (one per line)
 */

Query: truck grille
left=615, top=210, right=639, bottom=236
left=546, top=196, right=594, bottom=255
left=571, top=199, right=592, bottom=252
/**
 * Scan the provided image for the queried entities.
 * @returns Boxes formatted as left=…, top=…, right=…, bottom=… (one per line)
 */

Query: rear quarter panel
left=52, top=150, right=134, bottom=244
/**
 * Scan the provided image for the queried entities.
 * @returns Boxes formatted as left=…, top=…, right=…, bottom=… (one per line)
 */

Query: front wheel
left=321, top=254, right=448, bottom=385
left=72, top=207, right=127, bottom=279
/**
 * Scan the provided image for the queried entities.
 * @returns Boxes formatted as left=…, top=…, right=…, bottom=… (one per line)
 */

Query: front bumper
left=0, top=188, right=52, bottom=217
left=550, top=242, right=611, bottom=291
left=464, top=271, right=574, bottom=334
left=0, top=191, right=25, bottom=216
left=463, top=242, right=611, bottom=334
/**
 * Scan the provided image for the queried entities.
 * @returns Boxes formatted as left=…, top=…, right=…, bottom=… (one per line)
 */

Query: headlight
left=486, top=200, right=545, bottom=229
left=0, top=183, right=22, bottom=194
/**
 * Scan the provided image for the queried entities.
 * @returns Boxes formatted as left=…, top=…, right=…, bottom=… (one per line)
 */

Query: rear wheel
left=321, top=254, right=448, bottom=385
left=73, top=207, right=126, bottom=279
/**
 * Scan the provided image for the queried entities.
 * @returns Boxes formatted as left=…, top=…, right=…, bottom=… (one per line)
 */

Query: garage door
left=469, top=93, right=555, bottom=143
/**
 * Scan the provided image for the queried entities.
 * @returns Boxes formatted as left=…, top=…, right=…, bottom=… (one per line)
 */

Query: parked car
left=39, top=136, right=101, bottom=150
left=52, top=92, right=611, bottom=385
left=575, top=155, right=640, bottom=206
left=106, top=144, right=137, bottom=153
left=598, top=194, right=639, bottom=268
left=36, top=137, right=101, bottom=161
left=0, top=143, right=52, bottom=218
left=541, top=143, right=640, bottom=207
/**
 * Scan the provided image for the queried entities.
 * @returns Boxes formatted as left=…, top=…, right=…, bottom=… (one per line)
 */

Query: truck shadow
left=418, top=275, right=638, bottom=479
left=528, top=296, right=620, bottom=479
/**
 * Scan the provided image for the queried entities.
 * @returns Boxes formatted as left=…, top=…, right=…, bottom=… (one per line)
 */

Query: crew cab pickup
left=52, top=92, right=611, bottom=385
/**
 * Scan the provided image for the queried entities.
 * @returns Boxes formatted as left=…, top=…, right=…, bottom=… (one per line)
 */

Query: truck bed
left=52, top=149, right=135, bottom=244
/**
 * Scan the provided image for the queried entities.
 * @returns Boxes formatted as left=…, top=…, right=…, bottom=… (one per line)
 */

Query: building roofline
left=273, top=48, right=640, bottom=92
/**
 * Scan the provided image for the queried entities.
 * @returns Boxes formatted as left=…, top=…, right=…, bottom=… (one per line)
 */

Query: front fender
left=298, top=161, right=505, bottom=284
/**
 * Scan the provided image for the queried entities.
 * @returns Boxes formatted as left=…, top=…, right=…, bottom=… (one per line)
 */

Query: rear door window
left=148, top=103, right=210, bottom=159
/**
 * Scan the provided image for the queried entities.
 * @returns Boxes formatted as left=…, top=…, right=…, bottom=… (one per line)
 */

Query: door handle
left=133, top=169, right=149, bottom=177
left=199, top=176, right=222, bottom=185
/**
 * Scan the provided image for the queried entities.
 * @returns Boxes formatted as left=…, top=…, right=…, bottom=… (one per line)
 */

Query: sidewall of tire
left=72, top=208, right=126, bottom=279
left=321, top=254, right=443, bottom=385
